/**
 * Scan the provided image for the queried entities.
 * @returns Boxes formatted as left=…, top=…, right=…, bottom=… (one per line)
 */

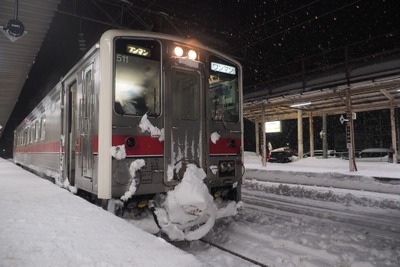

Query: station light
left=289, top=101, right=311, bottom=108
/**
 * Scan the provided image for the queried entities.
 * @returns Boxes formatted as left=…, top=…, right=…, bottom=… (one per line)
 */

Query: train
left=13, top=30, right=243, bottom=240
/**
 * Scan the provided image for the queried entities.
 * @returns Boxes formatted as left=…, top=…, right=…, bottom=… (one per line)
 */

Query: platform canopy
left=0, top=0, right=60, bottom=139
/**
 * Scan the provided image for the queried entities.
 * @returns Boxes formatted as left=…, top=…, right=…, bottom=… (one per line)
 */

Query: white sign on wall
left=265, top=121, right=281, bottom=133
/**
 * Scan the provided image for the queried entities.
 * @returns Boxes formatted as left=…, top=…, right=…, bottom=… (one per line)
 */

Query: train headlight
left=218, top=160, right=235, bottom=177
left=125, top=137, right=136, bottom=148
left=188, top=50, right=197, bottom=60
left=174, top=46, right=184, bottom=57
left=227, top=161, right=235, bottom=172
left=219, top=161, right=228, bottom=172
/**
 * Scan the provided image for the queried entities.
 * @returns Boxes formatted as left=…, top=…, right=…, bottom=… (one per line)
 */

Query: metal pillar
left=297, top=110, right=303, bottom=159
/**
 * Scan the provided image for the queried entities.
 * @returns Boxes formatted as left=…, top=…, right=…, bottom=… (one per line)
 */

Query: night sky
left=1, top=0, right=399, bottom=157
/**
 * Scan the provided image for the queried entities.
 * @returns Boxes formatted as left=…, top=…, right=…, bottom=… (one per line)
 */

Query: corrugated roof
left=0, top=0, right=60, bottom=138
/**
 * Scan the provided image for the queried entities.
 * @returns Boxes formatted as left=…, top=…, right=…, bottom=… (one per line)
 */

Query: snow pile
left=167, top=164, right=174, bottom=182
left=139, top=114, right=164, bottom=141
left=120, top=159, right=146, bottom=202
left=110, top=144, right=126, bottom=160
left=154, top=164, right=217, bottom=241
left=209, top=165, right=218, bottom=175
left=57, top=177, right=78, bottom=194
left=210, top=132, right=220, bottom=144
left=214, top=199, right=242, bottom=219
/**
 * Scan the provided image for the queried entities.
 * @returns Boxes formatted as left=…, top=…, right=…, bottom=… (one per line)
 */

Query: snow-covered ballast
left=13, top=30, right=244, bottom=240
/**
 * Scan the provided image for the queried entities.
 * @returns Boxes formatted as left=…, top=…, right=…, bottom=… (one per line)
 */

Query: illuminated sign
left=211, top=62, right=236, bottom=75
left=265, top=121, right=281, bottom=133
left=127, top=45, right=151, bottom=57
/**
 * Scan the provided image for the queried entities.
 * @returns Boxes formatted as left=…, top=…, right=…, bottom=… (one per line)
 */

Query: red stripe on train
left=209, top=138, right=241, bottom=155
left=15, top=136, right=239, bottom=156
left=15, top=141, right=60, bottom=153
left=93, top=135, right=164, bottom=156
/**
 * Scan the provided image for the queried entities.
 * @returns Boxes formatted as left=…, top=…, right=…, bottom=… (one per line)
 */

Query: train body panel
left=14, top=30, right=243, bottom=206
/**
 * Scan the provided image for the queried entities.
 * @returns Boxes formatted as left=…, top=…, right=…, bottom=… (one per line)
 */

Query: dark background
left=1, top=0, right=399, bottom=157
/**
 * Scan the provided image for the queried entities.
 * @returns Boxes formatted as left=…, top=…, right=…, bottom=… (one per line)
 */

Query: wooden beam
left=297, top=110, right=303, bottom=159
left=309, top=112, right=314, bottom=157
left=381, top=89, right=394, bottom=101
left=255, top=117, right=259, bottom=156
left=261, top=104, right=267, bottom=167
left=346, top=89, right=357, bottom=172
left=390, top=100, right=398, bottom=164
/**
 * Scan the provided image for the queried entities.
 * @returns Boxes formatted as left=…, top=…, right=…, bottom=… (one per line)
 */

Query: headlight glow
left=174, top=46, right=184, bottom=57
left=188, top=50, right=197, bottom=60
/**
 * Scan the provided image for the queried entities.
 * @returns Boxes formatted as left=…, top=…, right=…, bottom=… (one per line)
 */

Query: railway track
left=242, top=190, right=400, bottom=240
left=199, top=239, right=267, bottom=267
left=130, top=189, right=400, bottom=266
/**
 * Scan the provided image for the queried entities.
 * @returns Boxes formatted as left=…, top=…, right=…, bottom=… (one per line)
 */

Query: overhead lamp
left=1, top=0, right=27, bottom=42
left=396, top=89, right=400, bottom=92
left=289, top=101, right=311, bottom=108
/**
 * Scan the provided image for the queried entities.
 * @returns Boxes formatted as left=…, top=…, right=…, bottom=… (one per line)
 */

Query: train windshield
left=114, top=38, right=161, bottom=116
left=209, top=56, right=240, bottom=122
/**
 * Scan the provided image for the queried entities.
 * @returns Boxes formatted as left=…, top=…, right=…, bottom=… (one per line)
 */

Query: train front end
left=98, top=30, right=243, bottom=240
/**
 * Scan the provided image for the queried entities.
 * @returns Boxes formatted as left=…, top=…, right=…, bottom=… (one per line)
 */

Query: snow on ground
left=2, top=152, right=400, bottom=266
left=178, top=152, right=400, bottom=267
left=0, top=158, right=201, bottom=267
left=245, top=151, right=400, bottom=179
left=244, top=151, right=400, bottom=194
left=177, top=152, right=400, bottom=266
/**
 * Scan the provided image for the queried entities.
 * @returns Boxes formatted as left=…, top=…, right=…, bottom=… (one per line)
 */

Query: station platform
left=244, top=152, right=400, bottom=195
left=0, top=158, right=201, bottom=267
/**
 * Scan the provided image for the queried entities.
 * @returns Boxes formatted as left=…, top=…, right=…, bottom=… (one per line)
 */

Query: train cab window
left=114, top=38, right=161, bottom=117
left=208, top=56, right=240, bottom=123
left=172, top=70, right=199, bottom=121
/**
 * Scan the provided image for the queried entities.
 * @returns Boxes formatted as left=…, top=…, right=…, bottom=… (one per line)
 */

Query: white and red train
left=13, top=30, right=243, bottom=232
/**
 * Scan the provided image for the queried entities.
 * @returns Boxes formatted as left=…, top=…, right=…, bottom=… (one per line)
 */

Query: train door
left=63, top=77, right=78, bottom=185
left=79, top=66, right=94, bottom=181
left=164, top=65, right=207, bottom=184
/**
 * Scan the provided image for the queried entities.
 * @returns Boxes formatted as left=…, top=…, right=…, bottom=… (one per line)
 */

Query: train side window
left=26, top=127, right=30, bottom=144
left=30, top=125, right=35, bottom=143
left=40, top=117, right=46, bottom=140
left=114, top=38, right=161, bottom=117
left=35, top=120, right=40, bottom=141
left=23, top=129, right=26, bottom=145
